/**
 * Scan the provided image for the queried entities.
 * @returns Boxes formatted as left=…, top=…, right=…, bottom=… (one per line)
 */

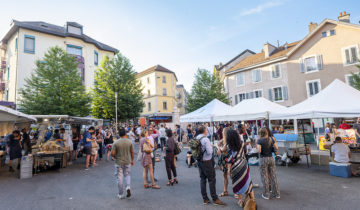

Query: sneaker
left=276, top=195, right=280, bottom=199
left=126, top=187, right=131, bottom=198
left=203, top=199, right=210, bottom=205
left=213, top=198, right=226, bottom=206
left=85, top=168, right=89, bottom=171
left=262, top=194, right=270, bottom=200
left=117, top=194, right=125, bottom=199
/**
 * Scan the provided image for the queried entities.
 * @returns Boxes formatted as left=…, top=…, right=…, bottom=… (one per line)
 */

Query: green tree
left=19, top=46, right=91, bottom=116
left=187, top=68, right=229, bottom=112
left=349, top=64, right=360, bottom=90
left=92, top=53, right=144, bottom=121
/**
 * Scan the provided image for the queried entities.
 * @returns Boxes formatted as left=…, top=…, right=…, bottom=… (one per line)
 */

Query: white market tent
left=180, top=99, right=231, bottom=122
left=214, top=97, right=288, bottom=121
left=271, top=79, right=360, bottom=119
left=0, top=105, right=36, bottom=122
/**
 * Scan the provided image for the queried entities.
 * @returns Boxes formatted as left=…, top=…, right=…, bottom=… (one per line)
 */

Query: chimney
left=264, top=42, right=276, bottom=58
left=308, top=22, right=318, bottom=33
left=338, top=11, right=350, bottom=23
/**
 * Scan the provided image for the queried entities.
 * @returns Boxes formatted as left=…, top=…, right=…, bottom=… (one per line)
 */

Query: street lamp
left=115, top=92, right=118, bottom=134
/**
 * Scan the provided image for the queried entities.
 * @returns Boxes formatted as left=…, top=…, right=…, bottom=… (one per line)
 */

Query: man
left=71, top=127, right=80, bottom=161
left=83, top=127, right=95, bottom=170
left=112, top=128, right=134, bottom=199
left=353, top=117, right=360, bottom=146
left=196, top=126, right=225, bottom=206
left=205, top=123, right=212, bottom=139
left=159, top=124, right=166, bottom=152
left=339, top=120, right=351, bottom=130
left=331, top=137, right=359, bottom=176
left=148, top=127, right=159, bottom=181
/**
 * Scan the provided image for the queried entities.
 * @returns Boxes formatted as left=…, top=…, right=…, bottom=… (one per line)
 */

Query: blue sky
left=1, top=0, right=360, bottom=90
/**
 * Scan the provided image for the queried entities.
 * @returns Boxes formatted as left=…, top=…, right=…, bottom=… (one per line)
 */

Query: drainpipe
left=15, top=29, right=20, bottom=109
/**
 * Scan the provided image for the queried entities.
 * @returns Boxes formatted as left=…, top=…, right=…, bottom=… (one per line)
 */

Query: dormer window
left=66, top=22, right=83, bottom=35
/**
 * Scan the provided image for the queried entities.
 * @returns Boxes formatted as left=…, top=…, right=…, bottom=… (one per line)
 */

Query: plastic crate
left=329, top=162, right=352, bottom=178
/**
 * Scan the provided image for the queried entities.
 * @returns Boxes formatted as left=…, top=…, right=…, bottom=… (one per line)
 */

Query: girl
left=140, top=130, right=160, bottom=189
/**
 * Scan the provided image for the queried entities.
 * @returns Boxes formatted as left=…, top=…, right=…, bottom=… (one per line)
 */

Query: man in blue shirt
left=196, top=126, right=225, bottom=206
left=84, top=126, right=95, bottom=170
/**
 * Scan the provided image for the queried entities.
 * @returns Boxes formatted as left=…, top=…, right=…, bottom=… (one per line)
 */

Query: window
left=66, top=44, right=82, bottom=56
left=163, top=102, right=168, bottom=110
left=162, top=76, right=166, bottom=83
left=306, top=80, right=321, bottom=97
left=67, top=25, right=82, bottom=35
left=330, top=30, right=335, bottom=36
left=147, top=90, right=150, bottom=96
left=147, top=77, right=150, bottom=84
left=304, top=56, right=317, bottom=72
left=273, top=87, right=283, bottom=101
left=148, top=102, right=151, bottom=111
left=236, top=72, right=245, bottom=86
left=254, top=90, right=262, bottom=98
left=15, top=38, right=18, bottom=52
left=24, top=35, right=35, bottom=53
left=252, top=69, right=261, bottom=83
left=94, top=51, right=98, bottom=65
left=271, top=64, right=281, bottom=79
left=239, top=93, right=246, bottom=102
left=343, top=46, right=359, bottom=65
left=322, top=32, right=327, bottom=37
left=235, top=95, right=238, bottom=105
left=162, top=88, right=167, bottom=96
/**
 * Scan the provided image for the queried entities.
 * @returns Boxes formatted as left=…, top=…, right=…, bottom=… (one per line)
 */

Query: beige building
left=0, top=20, right=117, bottom=107
left=224, top=12, right=360, bottom=107
left=176, top=84, right=188, bottom=115
left=137, top=65, right=178, bottom=123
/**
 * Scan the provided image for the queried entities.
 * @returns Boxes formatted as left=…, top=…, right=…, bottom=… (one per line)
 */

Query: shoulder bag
left=143, top=142, right=153, bottom=154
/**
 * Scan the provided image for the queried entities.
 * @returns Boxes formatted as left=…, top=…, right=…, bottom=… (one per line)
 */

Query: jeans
left=165, top=153, right=177, bottom=180
left=98, top=143, right=103, bottom=159
left=259, top=157, right=280, bottom=198
left=198, top=159, right=218, bottom=201
left=160, top=137, right=166, bottom=151
left=152, top=154, right=156, bottom=176
left=115, top=164, right=131, bottom=195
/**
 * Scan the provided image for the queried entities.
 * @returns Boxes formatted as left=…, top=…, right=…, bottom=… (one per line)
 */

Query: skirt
left=10, top=146, right=22, bottom=160
left=142, top=152, right=152, bottom=167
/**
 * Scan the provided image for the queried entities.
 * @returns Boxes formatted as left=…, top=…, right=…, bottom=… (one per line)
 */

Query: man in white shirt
left=331, top=137, right=359, bottom=176
left=159, top=124, right=166, bottom=152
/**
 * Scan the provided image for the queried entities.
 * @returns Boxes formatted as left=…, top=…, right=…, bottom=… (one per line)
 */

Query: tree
left=19, top=46, right=91, bottom=116
left=187, top=68, right=229, bottom=112
left=349, top=64, right=360, bottom=90
left=92, top=53, right=144, bottom=121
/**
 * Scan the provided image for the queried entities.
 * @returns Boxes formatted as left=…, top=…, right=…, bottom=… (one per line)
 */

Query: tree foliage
left=350, top=64, right=360, bottom=90
left=19, top=46, right=91, bottom=116
left=92, top=53, right=144, bottom=121
left=187, top=68, right=229, bottom=112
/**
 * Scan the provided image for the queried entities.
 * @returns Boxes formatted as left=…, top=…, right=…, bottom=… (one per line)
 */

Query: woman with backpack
left=164, top=129, right=178, bottom=186
left=257, top=127, right=280, bottom=200
left=226, top=129, right=256, bottom=208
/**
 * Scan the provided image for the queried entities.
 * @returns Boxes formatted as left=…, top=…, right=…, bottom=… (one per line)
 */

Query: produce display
left=319, top=129, right=357, bottom=151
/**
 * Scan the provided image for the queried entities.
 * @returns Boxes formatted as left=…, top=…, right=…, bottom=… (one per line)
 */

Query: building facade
left=0, top=20, right=117, bottom=106
left=137, top=65, right=178, bottom=122
left=224, top=12, right=360, bottom=107
left=176, top=84, right=188, bottom=115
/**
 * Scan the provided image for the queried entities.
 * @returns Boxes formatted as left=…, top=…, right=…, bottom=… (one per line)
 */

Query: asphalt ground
left=0, top=144, right=359, bottom=210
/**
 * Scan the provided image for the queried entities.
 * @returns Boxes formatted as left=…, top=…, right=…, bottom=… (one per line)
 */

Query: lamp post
left=115, top=92, right=118, bottom=134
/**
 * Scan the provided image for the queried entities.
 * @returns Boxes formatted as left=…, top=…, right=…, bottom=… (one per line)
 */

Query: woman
left=226, top=129, right=255, bottom=207
left=164, top=129, right=178, bottom=186
left=186, top=124, right=193, bottom=146
left=140, top=130, right=160, bottom=189
left=257, top=128, right=280, bottom=200
left=96, top=130, right=104, bottom=161
left=217, top=127, right=231, bottom=197
left=240, top=127, right=249, bottom=142
left=104, top=130, right=114, bottom=161
left=72, top=127, right=81, bottom=161
left=325, top=123, right=331, bottom=141
left=127, top=127, right=136, bottom=142
left=91, top=132, right=98, bottom=166
left=8, top=130, right=22, bottom=172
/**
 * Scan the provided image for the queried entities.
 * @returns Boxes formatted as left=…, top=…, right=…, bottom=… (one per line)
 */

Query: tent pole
left=301, top=119, right=310, bottom=168
left=317, top=119, right=321, bottom=167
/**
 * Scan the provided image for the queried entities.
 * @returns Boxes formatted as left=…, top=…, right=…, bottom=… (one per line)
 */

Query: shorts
left=84, top=146, right=92, bottom=155
left=73, top=141, right=79, bottom=151
left=91, top=148, right=98, bottom=155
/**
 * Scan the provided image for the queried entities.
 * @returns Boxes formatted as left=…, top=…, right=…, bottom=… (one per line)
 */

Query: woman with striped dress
left=226, top=129, right=255, bottom=207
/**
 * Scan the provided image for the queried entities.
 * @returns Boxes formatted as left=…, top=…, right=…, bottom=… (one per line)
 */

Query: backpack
left=174, top=142, right=182, bottom=155
left=189, top=136, right=206, bottom=161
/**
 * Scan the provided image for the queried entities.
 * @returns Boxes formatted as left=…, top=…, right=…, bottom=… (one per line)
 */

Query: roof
left=137, top=65, right=178, bottom=81
left=1, top=20, right=118, bottom=53
left=218, top=49, right=255, bottom=71
left=226, top=41, right=300, bottom=74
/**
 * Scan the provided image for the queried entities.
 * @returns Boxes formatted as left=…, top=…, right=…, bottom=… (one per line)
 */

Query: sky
left=1, top=0, right=360, bottom=91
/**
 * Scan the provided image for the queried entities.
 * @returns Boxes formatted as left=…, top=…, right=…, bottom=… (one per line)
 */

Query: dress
left=9, top=135, right=22, bottom=160
left=140, top=137, right=152, bottom=167
left=217, top=140, right=230, bottom=173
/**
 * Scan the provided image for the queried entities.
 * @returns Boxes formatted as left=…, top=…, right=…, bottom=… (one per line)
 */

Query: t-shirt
left=331, top=143, right=350, bottom=163
left=353, top=123, right=360, bottom=141
left=112, top=138, right=133, bottom=166
left=339, top=123, right=351, bottom=130
left=159, top=128, right=166, bottom=138
left=257, top=137, right=273, bottom=158
left=83, top=132, right=92, bottom=147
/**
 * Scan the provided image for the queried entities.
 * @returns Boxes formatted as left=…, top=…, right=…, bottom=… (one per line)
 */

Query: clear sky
left=1, top=0, right=359, bottom=91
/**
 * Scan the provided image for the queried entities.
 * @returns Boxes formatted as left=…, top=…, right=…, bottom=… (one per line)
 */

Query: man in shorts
left=83, top=126, right=95, bottom=170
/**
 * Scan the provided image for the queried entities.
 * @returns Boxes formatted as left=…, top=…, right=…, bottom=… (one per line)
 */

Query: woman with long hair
left=226, top=129, right=256, bottom=207
left=164, top=129, right=178, bottom=186
left=140, top=130, right=160, bottom=189
left=257, top=127, right=280, bottom=200
left=217, top=127, right=231, bottom=197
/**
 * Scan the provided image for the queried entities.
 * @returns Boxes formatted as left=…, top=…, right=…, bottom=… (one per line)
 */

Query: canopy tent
left=214, top=97, right=288, bottom=121
left=180, top=99, right=231, bottom=122
left=271, top=79, right=360, bottom=119
left=0, top=105, right=36, bottom=122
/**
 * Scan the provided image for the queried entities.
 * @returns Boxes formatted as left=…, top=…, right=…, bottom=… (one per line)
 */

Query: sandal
left=167, top=180, right=174, bottom=186
left=144, top=184, right=151, bottom=189
left=219, top=191, right=228, bottom=197
left=238, top=199, right=245, bottom=208
left=173, top=178, right=178, bottom=184
left=152, top=184, right=161, bottom=189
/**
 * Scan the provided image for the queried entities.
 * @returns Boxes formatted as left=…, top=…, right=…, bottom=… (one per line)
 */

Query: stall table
left=33, top=151, right=68, bottom=174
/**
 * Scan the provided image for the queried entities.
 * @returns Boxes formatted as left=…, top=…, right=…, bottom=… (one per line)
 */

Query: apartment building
left=0, top=20, right=118, bottom=106
left=137, top=65, right=178, bottom=123
left=176, top=84, right=188, bottom=115
left=223, top=12, right=360, bottom=107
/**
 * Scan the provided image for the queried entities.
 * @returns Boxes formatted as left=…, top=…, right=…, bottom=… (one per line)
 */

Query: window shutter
left=345, top=49, right=350, bottom=64
left=317, top=55, right=323, bottom=70
left=282, top=86, right=288, bottom=100
left=235, top=95, right=238, bottom=105
left=249, top=92, right=254, bottom=99
left=299, top=58, right=305, bottom=73
left=246, top=93, right=250, bottom=99
left=268, top=89, right=274, bottom=101
left=271, top=65, right=275, bottom=78
left=252, top=71, right=256, bottom=82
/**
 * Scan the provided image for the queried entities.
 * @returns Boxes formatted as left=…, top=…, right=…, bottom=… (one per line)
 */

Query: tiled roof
left=1, top=20, right=118, bottom=53
left=137, top=65, right=178, bottom=81
left=218, top=49, right=255, bottom=71
left=226, top=41, right=300, bottom=74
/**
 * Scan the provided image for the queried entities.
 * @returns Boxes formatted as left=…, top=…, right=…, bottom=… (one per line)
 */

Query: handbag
left=244, top=196, right=257, bottom=210
left=174, top=142, right=181, bottom=155
left=91, top=140, right=98, bottom=148
left=143, top=142, right=153, bottom=154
